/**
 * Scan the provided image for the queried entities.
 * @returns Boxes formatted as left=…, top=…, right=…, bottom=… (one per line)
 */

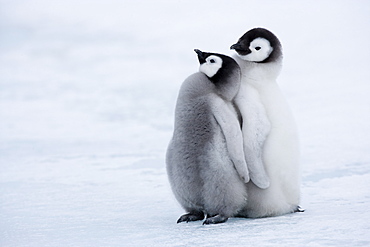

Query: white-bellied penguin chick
left=231, top=27, right=303, bottom=217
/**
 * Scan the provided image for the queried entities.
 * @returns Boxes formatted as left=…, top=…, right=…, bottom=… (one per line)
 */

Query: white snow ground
left=1, top=0, right=370, bottom=246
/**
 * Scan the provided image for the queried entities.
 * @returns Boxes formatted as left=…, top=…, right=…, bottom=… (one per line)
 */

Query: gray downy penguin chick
left=166, top=49, right=249, bottom=225
left=230, top=27, right=303, bottom=217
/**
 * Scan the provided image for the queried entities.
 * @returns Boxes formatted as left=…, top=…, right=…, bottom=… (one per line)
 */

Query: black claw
left=206, top=214, right=217, bottom=219
left=177, top=212, right=205, bottom=223
left=202, top=215, right=228, bottom=225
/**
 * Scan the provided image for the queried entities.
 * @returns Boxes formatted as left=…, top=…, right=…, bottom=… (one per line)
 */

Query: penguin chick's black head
left=194, top=49, right=241, bottom=100
left=194, top=49, right=240, bottom=85
left=230, top=27, right=282, bottom=63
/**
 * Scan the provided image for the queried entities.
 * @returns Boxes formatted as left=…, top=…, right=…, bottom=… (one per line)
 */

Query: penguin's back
left=166, top=95, right=226, bottom=211
left=166, top=74, right=246, bottom=213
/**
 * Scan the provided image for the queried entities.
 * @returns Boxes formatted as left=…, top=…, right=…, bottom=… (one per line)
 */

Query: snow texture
left=1, top=0, right=370, bottom=246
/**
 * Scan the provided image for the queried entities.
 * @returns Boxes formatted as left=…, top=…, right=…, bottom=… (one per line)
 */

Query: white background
left=1, top=0, right=370, bottom=246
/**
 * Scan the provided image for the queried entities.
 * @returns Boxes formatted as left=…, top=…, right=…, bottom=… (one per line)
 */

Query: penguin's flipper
left=234, top=87, right=270, bottom=189
left=243, top=128, right=270, bottom=189
left=247, top=159, right=270, bottom=189
left=210, top=96, right=250, bottom=183
left=242, top=119, right=270, bottom=189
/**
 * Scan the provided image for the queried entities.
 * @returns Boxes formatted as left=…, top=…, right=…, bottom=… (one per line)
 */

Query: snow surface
left=1, top=0, right=370, bottom=246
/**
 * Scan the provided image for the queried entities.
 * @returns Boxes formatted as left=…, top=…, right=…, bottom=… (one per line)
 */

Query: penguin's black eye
left=209, top=59, right=215, bottom=63
left=255, top=47, right=261, bottom=51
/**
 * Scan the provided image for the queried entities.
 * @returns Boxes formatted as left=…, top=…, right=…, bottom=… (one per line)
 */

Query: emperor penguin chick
left=166, top=49, right=249, bottom=225
left=230, top=28, right=302, bottom=217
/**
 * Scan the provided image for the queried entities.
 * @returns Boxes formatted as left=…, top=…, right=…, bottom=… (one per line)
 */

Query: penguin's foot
left=203, top=215, right=228, bottom=225
left=177, top=212, right=205, bottom=223
left=294, top=205, right=305, bottom=213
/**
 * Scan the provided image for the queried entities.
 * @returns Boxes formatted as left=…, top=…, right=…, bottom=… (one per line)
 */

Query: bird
left=166, top=49, right=249, bottom=224
left=230, top=27, right=303, bottom=217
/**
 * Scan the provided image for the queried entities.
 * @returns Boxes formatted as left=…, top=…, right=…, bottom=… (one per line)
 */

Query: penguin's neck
left=233, top=55, right=282, bottom=88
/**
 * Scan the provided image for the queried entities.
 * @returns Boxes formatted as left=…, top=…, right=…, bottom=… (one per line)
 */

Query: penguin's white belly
left=245, top=81, right=300, bottom=217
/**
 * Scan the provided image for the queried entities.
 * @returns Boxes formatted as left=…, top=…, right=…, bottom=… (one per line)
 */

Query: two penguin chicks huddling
left=166, top=28, right=302, bottom=225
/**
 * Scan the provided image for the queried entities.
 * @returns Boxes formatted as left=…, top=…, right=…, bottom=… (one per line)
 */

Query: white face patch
left=199, top=55, right=223, bottom=78
left=239, top=37, right=273, bottom=62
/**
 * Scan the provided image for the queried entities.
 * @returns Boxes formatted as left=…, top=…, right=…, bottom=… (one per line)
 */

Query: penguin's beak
left=194, top=49, right=206, bottom=64
left=230, top=43, right=243, bottom=50
left=230, top=43, right=251, bottom=55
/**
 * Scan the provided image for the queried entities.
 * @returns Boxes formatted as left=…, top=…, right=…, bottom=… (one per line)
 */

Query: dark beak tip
left=194, top=49, right=202, bottom=55
left=194, top=49, right=206, bottom=64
